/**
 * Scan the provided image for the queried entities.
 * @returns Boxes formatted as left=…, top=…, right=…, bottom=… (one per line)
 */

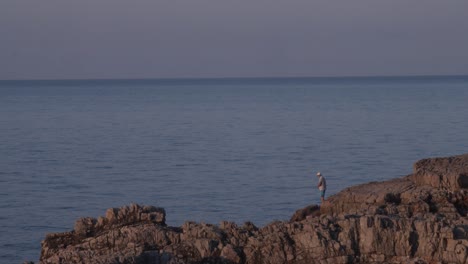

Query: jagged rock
left=411, top=153, right=468, bottom=191
left=289, top=204, right=320, bottom=222
left=74, top=217, right=97, bottom=238
left=39, top=154, right=468, bottom=264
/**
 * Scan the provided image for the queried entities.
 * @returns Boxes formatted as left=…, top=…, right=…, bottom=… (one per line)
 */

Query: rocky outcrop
left=289, top=205, right=321, bottom=222
left=39, top=154, right=468, bottom=264
left=411, top=154, right=468, bottom=191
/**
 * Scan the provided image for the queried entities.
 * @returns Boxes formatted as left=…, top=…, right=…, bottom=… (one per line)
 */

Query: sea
left=1, top=76, right=468, bottom=263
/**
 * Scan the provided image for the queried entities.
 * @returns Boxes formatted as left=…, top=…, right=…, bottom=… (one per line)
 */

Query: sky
left=1, top=0, right=468, bottom=80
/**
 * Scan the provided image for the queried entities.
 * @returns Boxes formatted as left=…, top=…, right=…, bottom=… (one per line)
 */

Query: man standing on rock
left=316, top=172, right=326, bottom=204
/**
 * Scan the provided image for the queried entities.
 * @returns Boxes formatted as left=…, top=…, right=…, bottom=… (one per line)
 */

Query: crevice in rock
left=458, top=174, right=468, bottom=189
left=384, top=193, right=401, bottom=205
left=424, top=194, right=438, bottom=213
left=454, top=201, right=468, bottom=216
left=449, top=190, right=468, bottom=216
left=409, top=230, right=419, bottom=257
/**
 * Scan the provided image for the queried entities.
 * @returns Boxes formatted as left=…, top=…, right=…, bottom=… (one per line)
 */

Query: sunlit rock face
left=39, top=154, right=468, bottom=264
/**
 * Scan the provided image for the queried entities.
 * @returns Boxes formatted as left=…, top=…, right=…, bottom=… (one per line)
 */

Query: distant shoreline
left=1, top=74, right=468, bottom=85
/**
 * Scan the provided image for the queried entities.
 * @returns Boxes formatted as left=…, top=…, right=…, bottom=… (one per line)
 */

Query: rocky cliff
left=39, top=154, right=468, bottom=264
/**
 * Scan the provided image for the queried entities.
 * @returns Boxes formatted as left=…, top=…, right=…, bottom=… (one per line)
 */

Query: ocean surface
left=1, top=76, right=468, bottom=262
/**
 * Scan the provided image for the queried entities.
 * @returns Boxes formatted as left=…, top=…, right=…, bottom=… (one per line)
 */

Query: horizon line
left=1, top=73, right=468, bottom=82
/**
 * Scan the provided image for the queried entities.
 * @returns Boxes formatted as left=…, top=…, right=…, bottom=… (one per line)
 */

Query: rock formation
left=39, top=154, right=468, bottom=264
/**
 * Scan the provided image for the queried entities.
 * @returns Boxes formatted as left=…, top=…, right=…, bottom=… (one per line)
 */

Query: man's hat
left=316, top=172, right=322, bottom=176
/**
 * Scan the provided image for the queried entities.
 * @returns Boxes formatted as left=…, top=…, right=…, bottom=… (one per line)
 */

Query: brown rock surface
left=39, top=154, right=468, bottom=264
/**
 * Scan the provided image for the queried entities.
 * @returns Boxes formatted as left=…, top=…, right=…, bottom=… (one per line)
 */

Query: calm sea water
left=1, top=76, right=468, bottom=262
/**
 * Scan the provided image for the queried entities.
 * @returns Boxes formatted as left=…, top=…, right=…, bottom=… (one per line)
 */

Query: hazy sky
left=1, top=0, right=468, bottom=80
